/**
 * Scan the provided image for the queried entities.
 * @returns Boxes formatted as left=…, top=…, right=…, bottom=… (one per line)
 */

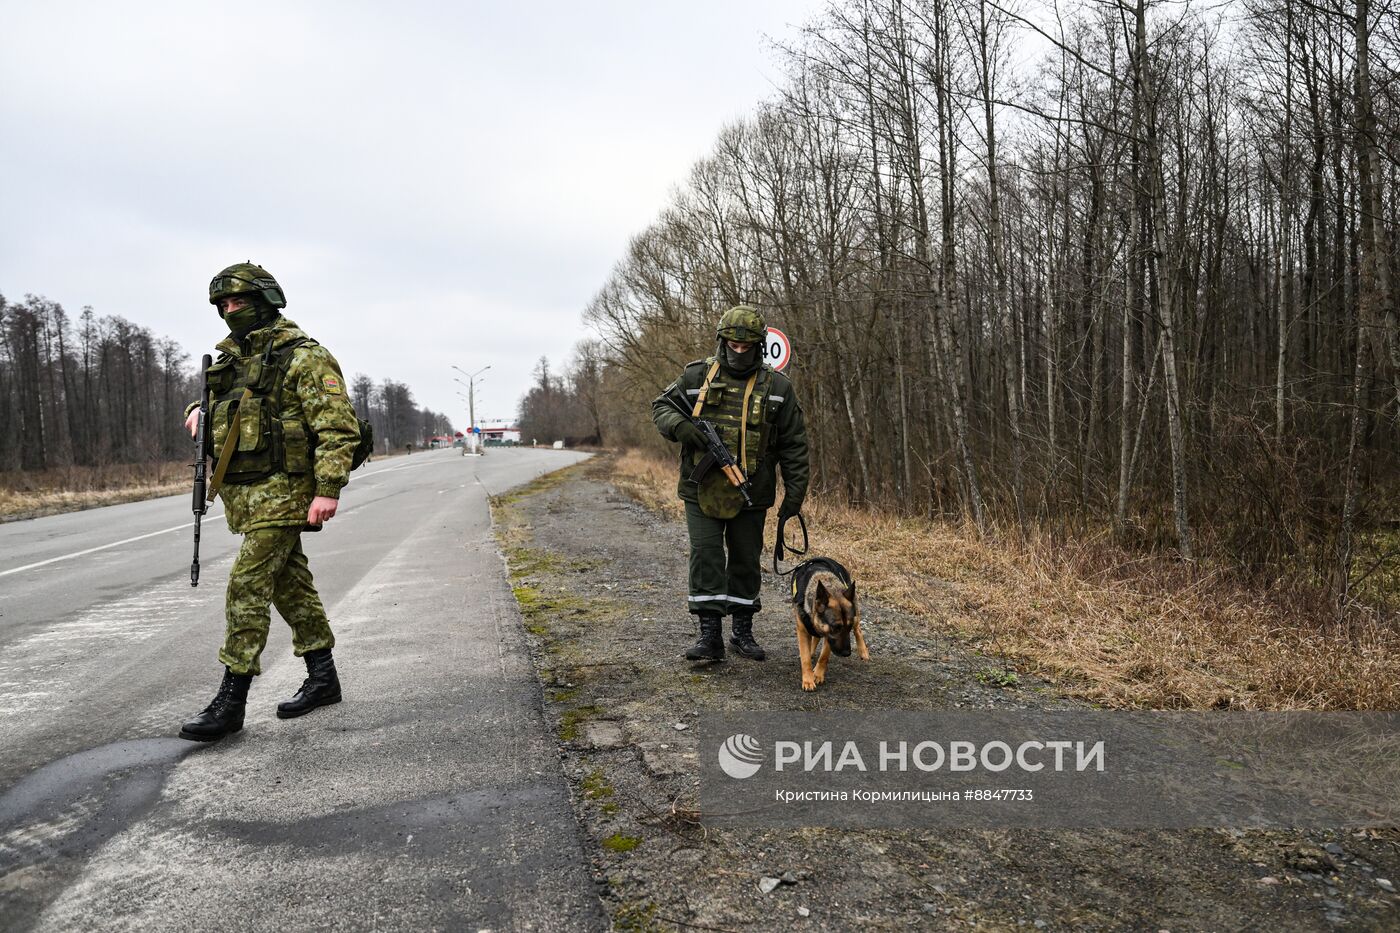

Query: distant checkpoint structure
left=473, top=419, right=521, bottom=446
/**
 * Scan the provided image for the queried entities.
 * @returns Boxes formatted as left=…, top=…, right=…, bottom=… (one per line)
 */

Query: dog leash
left=772, top=512, right=809, bottom=576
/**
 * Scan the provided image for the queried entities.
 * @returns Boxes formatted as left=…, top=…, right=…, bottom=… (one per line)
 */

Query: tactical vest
left=692, top=358, right=774, bottom=476
left=691, top=358, right=775, bottom=517
left=205, top=338, right=315, bottom=485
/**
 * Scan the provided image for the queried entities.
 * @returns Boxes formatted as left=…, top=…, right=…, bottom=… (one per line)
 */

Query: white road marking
left=361, top=457, right=462, bottom=477
left=0, top=514, right=227, bottom=579
left=0, top=454, right=462, bottom=579
left=1, top=451, right=571, bottom=580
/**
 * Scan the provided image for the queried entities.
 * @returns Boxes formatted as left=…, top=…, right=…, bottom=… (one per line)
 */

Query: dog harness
left=791, top=556, right=855, bottom=640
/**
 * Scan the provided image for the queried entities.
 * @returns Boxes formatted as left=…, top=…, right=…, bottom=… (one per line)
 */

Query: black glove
left=778, top=498, right=803, bottom=521
left=675, top=421, right=705, bottom=448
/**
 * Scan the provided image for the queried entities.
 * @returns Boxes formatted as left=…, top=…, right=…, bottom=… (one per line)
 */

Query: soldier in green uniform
left=651, top=306, right=809, bottom=661
left=179, top=262, right=361, bottom=742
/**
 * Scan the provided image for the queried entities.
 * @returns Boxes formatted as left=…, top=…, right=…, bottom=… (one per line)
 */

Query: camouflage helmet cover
left=715, top=305, right=766, bottom=343
left=208, top=262, right=287, bottom=309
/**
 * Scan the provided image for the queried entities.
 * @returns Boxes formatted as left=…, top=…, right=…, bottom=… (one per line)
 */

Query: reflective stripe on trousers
left=684, top=500, right=765, bottom=617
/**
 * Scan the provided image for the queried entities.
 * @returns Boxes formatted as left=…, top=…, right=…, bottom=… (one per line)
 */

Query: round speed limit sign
left=765, top=327, right=793, bottom=372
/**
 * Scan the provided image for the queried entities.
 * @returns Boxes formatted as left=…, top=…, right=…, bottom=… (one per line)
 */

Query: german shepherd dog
left=792, top=557, right=869, bottom=691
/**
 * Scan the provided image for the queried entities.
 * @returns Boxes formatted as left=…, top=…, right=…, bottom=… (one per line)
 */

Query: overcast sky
left=0, top=1, right=816, bottom=428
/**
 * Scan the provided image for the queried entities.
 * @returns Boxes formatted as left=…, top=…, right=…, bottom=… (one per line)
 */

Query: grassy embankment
left=610, top=449, right=1400, bottom=711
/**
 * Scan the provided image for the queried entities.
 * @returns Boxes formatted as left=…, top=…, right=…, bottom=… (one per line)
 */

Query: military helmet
left=208, top=262, right=286, bottom=309
left=715, top=305, right=766, bottom=343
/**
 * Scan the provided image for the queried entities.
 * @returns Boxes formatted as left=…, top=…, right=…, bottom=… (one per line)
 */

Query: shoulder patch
left=321, top=374, right=342, bottom=394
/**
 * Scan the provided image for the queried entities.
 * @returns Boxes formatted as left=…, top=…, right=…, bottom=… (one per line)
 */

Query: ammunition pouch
left=206, top=338, right=314, bottom=485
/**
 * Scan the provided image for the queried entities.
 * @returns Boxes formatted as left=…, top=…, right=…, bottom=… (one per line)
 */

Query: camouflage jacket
left=188, top=316, right=360, bottom=534
left=651, top=359, right=809, bottom=513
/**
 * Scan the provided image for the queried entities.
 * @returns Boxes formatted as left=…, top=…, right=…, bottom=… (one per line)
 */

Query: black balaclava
left=720, top=340, right=762, bottom=377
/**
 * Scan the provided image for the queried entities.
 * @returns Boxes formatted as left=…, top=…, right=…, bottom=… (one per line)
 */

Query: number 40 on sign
left=765, top=327, right=792, bottom=372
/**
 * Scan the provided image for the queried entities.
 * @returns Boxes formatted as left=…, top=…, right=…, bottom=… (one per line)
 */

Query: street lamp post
left=454, top=391, right=473, bottom=454
left=452, top=364, right=490, bottom=453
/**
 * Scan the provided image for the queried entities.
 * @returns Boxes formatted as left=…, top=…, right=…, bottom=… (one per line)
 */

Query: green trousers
left=219, top=527, right=336, bottom=676
left=685, top=501, right=766, bottom=618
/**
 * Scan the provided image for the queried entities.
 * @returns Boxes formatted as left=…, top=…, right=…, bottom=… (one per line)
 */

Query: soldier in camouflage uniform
left=178, top=262, right=361, bottom=742
left=651, top=306, right=809, bottom=662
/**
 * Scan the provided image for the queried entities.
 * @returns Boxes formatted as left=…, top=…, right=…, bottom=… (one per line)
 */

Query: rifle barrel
left=191, top=354, right=212, bottom=587
left=191, top=514, right=202, bottom=586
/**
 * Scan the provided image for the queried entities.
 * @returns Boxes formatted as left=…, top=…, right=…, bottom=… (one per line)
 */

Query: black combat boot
left=685, top=614, right=726, bottom=661
left=276, top=648, right=342, bottom=719
left=179, top=667, right=252, bottom=742
left=728, top=614, right=767, bottom=661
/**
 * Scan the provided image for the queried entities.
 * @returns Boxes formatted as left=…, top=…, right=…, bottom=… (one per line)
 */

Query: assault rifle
left=658, top=388, right=753, bottom=508
left=190, top=354, right=212, bottom=586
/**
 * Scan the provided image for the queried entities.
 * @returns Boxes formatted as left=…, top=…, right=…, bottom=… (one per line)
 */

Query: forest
left=0, top=292, right=452, bottom=473
left=574, top=0, right=1399, bottom=606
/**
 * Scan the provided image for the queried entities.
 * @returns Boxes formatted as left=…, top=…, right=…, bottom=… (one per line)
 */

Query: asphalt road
left=0, top=447, right=605, bottom=932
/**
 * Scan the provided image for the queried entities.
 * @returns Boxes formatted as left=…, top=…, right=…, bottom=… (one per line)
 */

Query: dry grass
left=0, top=461, right=194, bottom=522
left=611, top=449, right=1400, bottom=711
left=612, top=449, right=687, bottom=520
left=0, top=445, right=437, bottom=523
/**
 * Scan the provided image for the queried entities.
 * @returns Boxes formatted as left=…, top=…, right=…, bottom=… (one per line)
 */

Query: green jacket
left=651, top=358, right=809, bottom=513
left=190, top=316, right=360, bottom=534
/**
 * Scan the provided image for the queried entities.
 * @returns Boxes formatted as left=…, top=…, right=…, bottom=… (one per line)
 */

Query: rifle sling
left=206, top=387, right=252, bottom=502
left=691, top=360, right=721, bottom=417
left=737, top=369, right=758, bottom=472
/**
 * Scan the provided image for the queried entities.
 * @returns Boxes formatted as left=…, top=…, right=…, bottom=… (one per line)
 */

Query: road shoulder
left=494, top=455, right=1400, bottom=931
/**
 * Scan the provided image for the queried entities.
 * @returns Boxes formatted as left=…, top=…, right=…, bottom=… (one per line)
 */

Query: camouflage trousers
left=685, top=501, right=766, bottom=618
left=219, top=527, right=335, bottom=676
